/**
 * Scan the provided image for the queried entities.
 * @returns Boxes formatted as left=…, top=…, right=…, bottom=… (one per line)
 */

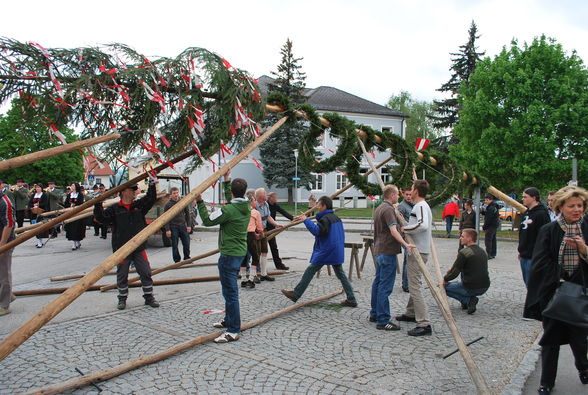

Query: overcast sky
left=2, top=0, right=587, bottom=106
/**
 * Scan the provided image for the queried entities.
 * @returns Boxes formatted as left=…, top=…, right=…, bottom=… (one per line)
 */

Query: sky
left=1, top=0, right=587, bottom=106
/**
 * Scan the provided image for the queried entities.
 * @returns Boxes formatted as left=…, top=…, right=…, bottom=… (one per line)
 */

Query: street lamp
left=293, top=149, right=299, bottom=214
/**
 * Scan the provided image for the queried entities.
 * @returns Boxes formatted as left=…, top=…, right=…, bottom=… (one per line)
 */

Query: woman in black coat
left=523, top=186, right=588, bottom=394
left=28, top=183, right=50, bottom=248
left=64, top=183, right=86, bottom=250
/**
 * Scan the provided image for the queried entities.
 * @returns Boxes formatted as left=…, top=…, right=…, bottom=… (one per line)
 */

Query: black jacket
left=459, top=210, right=476, bottom=230
left=518, top=203, right=551, bottom=258
left=94, top=183, right=156, bottom=252
left=267, top=202, right=293, bottom=230
left=482, top=201, right=500, bottom=230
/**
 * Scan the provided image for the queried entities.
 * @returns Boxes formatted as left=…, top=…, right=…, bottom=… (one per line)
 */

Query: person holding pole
left=94, top=179, right=160, bottom=310
left=443, top=229, right=490, bottom=314
left=164, top=187, right=192, bottom=263
left=281, top=196, right=358, bottom=307
left=370, top=185, right=414, bottom=330
left=396, top=179, right=433, bottom=337
left=0, top=186, right=16, bottom=316
left=196, top=176, right=250, bottom=343
left=254, top=188, right=282, bottom=281
left=398, top=186, right=414, bottom=292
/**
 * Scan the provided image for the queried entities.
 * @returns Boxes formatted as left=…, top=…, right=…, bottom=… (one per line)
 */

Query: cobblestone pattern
left=0, top=259, right=540, bottom=394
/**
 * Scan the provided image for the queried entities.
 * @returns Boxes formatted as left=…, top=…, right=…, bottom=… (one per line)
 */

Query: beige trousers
left=404, top=252, right=430, bottom=327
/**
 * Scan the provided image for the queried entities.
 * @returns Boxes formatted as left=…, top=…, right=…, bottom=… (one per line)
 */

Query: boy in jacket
left=518, top=187, right=551, bottom=287
left=281, top=196, right=357, bottom=307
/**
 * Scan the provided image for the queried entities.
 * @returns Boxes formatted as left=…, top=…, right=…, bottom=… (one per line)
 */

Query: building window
left=380, top=168, right=391, bottom=183
left=310, top=173, right=324, bottom=191
left=336, top=174, right=348, bottom=190
left=95, top=178, right=102, bottom=185
left=382, top=126, right=394, bottom=133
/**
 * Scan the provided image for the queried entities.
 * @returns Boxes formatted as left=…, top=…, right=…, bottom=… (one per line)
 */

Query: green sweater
left=197, top=198, right=250, bottom=257
left=444, top=244, right=491, bottom=290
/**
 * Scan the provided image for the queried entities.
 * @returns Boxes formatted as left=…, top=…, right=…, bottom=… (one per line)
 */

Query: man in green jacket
left=196, top=176, right=250, bottom=343
left=13, top=179, right=29, bottom=228
left=46, top=181, right=64, bottom=238
left=443, top=229, right=490, bottom=315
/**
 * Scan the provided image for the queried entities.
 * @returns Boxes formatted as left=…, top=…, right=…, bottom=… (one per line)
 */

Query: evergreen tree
left=0, top=98, right=85, bottom=186
left=260, top=39, right=312, bottom=204
left=431, top=21, right=485, bottom=129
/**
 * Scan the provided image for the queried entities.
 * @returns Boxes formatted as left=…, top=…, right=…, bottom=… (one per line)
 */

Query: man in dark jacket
left=444, top=229, right=490, bottom=314
left=164, top=187, right=192, bottom=263
left=0, top=187, right=16, bottom=316
left=94, top=180, right=159, bottom=310
left=13, top=179, right=29, bottom=228
left=281, top=196, right=357, bottom=307
left=267, top=192, right=293, bottom=270
left=482, top=194, right=500, bottom=259
left=518, top=187, right=551, bottom=287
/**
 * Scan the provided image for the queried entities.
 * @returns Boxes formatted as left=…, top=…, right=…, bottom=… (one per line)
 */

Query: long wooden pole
left=487, top=185, right=527, bottom=213
left=0, top=133, right=122, bottom=173
left=0, top=150, right=197, bottom=255
left=24, top=289, right=343, bottom=395
left=0, top=116, right=288, bottom=361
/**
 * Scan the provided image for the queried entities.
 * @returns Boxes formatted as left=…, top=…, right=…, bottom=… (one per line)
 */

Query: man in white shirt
left=396, top=179, right=433, bottom=336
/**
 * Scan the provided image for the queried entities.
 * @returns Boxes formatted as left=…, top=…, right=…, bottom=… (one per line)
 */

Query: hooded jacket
left=482, top=201, right=500, bottom=230
left=198, top=197, right=250, bottom=257
left=518, top=202, right=551, bottom=259
left=304, top=209, right=345, bottom=265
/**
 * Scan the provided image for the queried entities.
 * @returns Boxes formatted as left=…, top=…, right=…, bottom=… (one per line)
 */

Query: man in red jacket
left=442, top=199, right=460, bottom=238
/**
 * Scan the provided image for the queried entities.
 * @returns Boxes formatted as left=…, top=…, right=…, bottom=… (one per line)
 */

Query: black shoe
left=94, top=233, right=99, bottom=236
left=101, top=235, right=107, bottom=239
left=281, top=289, right=297, bottom=302
left=395, top=314, right=416, bottom=322
left=461, top=303, right=468, bottom=310
left=377, top=322, right=401, bottom=331
left=242, top=280, right=255, bottom=289
left=340, top=299, right=358, bottom=308
left=580, top=369, right=588, bottom=384
left=253, top=276, right=261, bottom=284
left=241, top=280, right=248, bottom=287
left=467, top=296, right=479, bottom=315
left=260, top=275, right=275, bottom=281
left=117, top=300, right=126, bottom=310
left=144, top=297, right=160, bottom=308
left=488, top=256, right=495, bottom=260
left=369, top=316, right=376, bottom=322
left=408, top=325, right=432, bottom=336
left=275, top=263, right=289, bottom=270
left=402, top=286, right=409, bottom=293
left=184, top=256, right=191, bottom=261
left=537, top=385, right=552, bottom=394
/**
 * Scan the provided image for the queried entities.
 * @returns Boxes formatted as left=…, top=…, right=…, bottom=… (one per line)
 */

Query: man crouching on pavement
left=281, top=196, right=358, bottom=307
left=94, top=179, right=160, bottom=310
left=443, top=229, right=490, bottom=314
left=196, top=175, right=250, bottom=343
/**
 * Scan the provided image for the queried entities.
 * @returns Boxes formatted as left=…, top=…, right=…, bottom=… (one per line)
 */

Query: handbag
left=542, top=253, right=588, bottom=329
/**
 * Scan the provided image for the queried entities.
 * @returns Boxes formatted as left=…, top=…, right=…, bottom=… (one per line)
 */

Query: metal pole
left=293, top=149, right=299, bottom=214
left=474, top=186, right=481, bottom=246
left=572, top=158, right=578, bottom=185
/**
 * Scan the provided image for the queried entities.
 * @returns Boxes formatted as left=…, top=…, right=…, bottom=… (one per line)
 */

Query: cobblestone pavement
left=0, top=229, right=540, bottom=394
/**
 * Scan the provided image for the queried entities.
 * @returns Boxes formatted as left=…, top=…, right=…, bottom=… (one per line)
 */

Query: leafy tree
left=0, top=98, right=84, bottom=186
left=451, top=35, right=588, bottom=193
left=431, top=21, right=485, bottom=130
left=260, top=39, right=313, bottom=204
left=387, top=91, right=442, bottom=147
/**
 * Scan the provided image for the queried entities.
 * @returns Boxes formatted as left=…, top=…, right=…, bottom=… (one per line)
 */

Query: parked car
left=499, top=206, right=519, bottom=221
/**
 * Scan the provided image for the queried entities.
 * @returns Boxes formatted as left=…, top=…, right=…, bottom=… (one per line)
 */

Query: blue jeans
left=370, top=254, right=398, bottom=325
left=293, top=264, right=356, bottom=303
left=445, top=215, right=455, bottom=234
left=401, top=247, right=408, bottom=290
left=170, top=226, right=190, bottom=263
left=218, top=254, right=244, bottom=334
left=444, top=281, right=488, bottom=305
left=519, top=258, right=532, bottom=287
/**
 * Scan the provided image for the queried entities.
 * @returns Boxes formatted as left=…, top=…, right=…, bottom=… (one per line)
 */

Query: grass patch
left=308, top=302, right=344, bottom=311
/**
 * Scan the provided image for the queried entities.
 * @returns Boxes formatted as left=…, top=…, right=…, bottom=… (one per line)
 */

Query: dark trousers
left=116, top=249, right=154, bottom=300
left=16, top=210, right=25, bottom=228
left=268, top=237, right=283, bottom=267
left=170, top=226, right=190, bottom=263
left=445, top=215, right=455, bottom=234
left=484, top=227, right=497, bottom=257
left=540, top=337, right=588, bottom=387
left=94, top=223, right=107, bottom=237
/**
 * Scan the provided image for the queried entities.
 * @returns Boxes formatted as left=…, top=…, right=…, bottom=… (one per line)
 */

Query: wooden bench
left=359, top=236, right=376, bottom=272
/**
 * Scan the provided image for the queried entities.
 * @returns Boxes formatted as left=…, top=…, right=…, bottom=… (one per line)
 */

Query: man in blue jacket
left=281, top=196, right=357, bottom=306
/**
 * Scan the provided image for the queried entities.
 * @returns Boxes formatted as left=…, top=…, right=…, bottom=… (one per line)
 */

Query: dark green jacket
left=13, top=187, right=29, bottom=211
left=46, top=188, right=64, bottom=212
left=197, top=197, right=249, bottom=257
left=444, top=244, right=491, bottom=289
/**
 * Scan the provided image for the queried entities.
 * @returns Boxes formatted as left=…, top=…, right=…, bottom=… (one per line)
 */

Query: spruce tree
left=260, top=39, right=311, bottom=204
left=431, top=21, right=485, bottom=130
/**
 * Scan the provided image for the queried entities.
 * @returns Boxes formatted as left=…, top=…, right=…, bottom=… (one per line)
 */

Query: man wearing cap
left=94, top=179, right=160, bottom=310
left=13, top=179, right=29, bottom=228
left=46, top=181, right=64, bottom=238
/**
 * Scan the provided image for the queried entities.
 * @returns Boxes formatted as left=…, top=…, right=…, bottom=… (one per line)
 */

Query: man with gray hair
left=267, top=192, right=293, bottom=270
left=255, top=188, right=282, bottom=281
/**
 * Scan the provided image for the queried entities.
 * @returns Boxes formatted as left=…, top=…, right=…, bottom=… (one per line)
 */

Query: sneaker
left=144, top=297, right=160, bottom=308
left=212, top=320, right=227, bottom=329
left=467, top=296, right=479, bottom=315
left=377, top=322, right=401, bottom=331
left=0, top=307, right=10, bottom=316
left=214, top=332, right=240, bottom=343
left=117, top=300, right=126, bottom=310
left=395, top=314, right=416, bottom=322
left=340, top=299, right=358, bottom=308
left=260, top=275, right=275, bottom=282
left=281, top=289, right=297, bottom=302
left=408, top=325, right=432, bottom=337
left=369, top=316, right=376, bottom=323
left=253, top=276, right=261, bottom=284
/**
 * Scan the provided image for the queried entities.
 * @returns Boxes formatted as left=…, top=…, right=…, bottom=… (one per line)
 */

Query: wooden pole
left=14, top=271, right=288, bottom=296
left=24, top=289, right=343, bottom=395
left=0, top=149, right=197, bottom=256
left=0, top=133, right=122, bottom=173
left=487, top=185, right=527, bottom=213
left=0, top=116, right=288, bottom=361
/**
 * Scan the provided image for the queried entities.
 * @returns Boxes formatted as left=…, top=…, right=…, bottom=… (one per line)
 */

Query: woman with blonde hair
left=524, top=186, right=588, bottom=394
